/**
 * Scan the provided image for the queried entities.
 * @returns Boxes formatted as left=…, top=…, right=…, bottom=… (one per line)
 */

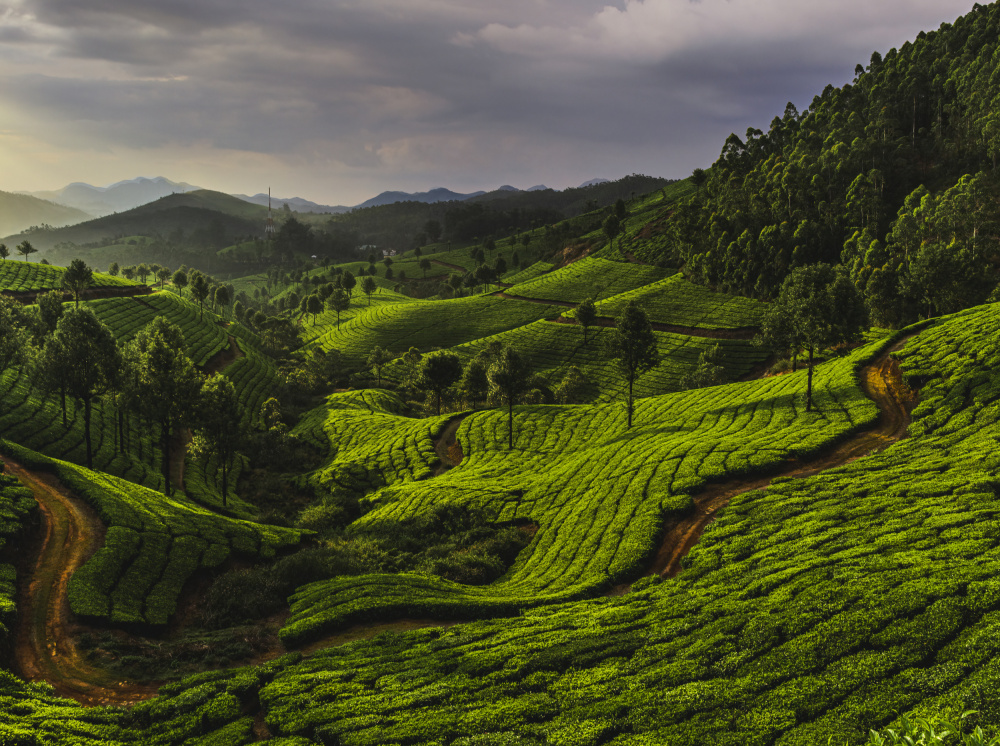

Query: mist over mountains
left=22, top=177, right=603, bottom=219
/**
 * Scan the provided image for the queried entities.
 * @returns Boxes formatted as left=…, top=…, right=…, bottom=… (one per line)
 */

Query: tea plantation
left=4, top=297, right=981, bottom=746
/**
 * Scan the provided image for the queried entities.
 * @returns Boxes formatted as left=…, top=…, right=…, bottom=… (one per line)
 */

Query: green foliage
left=508, top=256, right=672, bottom=304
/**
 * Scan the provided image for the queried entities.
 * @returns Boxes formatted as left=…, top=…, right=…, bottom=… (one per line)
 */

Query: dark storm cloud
left=0, top=0, right=979, bottom=197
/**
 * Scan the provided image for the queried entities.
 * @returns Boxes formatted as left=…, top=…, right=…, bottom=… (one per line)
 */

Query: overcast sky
left=0, top=0, right=978, bottom=205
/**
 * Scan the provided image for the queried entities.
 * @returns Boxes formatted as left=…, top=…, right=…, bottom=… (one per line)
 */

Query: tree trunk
left=83, top=398, right=93, bottom=469
left=221, top=456, right=228, bottom=507
left=161, top=422, right=172, bottom=495
left=627, top=375, right=634, bottom=428
left=60, top=383, right=67, bottom=427
left=806, top=345, right=814, bottom=412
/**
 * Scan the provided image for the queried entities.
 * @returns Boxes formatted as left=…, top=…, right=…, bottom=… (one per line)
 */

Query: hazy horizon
left=0, top=0, right=977, bottom=205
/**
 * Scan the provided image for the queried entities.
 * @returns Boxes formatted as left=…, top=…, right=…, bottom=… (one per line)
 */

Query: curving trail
left=7, top=336, right=916, bottom=706
left=6, top=458, right=160, bottom=706
left=641, top=339, right=916, bottom=581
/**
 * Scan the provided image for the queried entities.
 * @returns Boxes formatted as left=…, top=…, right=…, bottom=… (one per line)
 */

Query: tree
left=461, top=358, right=489, bottom=409
left=576, top=297, right=597, bottom=344
left=108, top=262, right=119, bottom=277
left=555, top=366, right=588, bottom=404
left=488, top=345, right=531, bottom=449
left=361, top=276, right=378, bottom=306
left=214, top=285, right=231, bottom=318
left=0, top=244, right=8, bottom=260
left=679, top=344, right=728, bottom=390
left=190, top=273, right=210, bottom=320
left=193, top=374, right=244, bottom=505
left=602, top=215, right=621, bottom=252
left=340, top=270, right=356, bottom=299
left=605, top=301, right=659, bottom=428
left=131, top=318, right=204, bottom=495
left=172, top=269, right=188, bottom=297
left=36, top=289, right=64, bottom=336
left=327, top=288, right=350, bottom=325
left=16, top=241, right=37, bottom=262
left=61, top=258, right=93, bottom=309
left=494, top=256, right=508, bottom=278
left=122, top=266, right=136, bottom=281
left=156, top=267, right=171, bottom=289
left=763, top=263, right=868, bottom=412
left=305, top=293, right=324, bottom=325
left=137, top=264, right=151, bottom=284
left=419, top=258, right=432, bottom=278
left=49, top=308, right=121, bottom=469
left=424, top=219, right=443, bottom=243
left=368, top=345, right=393, bottom=385
left=417, top=351, right=463, bottom=415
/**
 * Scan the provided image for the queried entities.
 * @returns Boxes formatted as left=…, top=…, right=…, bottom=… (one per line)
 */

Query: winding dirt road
left=6, top=336, right=915, bottom=706
left=641, top=339, right=916, bottom=581
left=6, top=459, right=159, bottom=706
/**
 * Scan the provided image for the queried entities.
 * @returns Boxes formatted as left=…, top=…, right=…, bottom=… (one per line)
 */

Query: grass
left=563, top=272, right=768, bottom=330
left=0, top=260, right=136, bottom=292
left=507, top=256, right=673, bottom=303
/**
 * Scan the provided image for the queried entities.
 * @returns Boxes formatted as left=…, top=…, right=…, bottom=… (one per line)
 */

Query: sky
left=0, top=0, right=979, bottom=206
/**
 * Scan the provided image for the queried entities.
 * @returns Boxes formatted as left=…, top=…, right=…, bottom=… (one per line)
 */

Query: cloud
left=0, top=0, right=979, bottom=203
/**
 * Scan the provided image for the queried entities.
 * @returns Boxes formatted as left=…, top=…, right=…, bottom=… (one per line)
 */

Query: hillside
left=0, top=192, right=91, bottom=237
left=1, top=5, right=1000, bottom=745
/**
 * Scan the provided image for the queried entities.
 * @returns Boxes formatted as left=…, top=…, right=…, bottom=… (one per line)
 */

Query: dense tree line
left=666, top=3, right=1000, bottom=326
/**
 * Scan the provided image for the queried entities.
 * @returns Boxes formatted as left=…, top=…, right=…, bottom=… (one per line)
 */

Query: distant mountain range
left=0, top=191, right=93, bottom=238
left=22, top=177, right=589, bottom=219
left=27, top=176, right=200, bottom=217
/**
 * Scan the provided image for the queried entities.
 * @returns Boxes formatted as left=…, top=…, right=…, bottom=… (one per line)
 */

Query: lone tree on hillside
left=576, top=297, right=597, bottom=344
left=16, top=241, right=37, bottom=262
left=461, top=357, right=489, bottom=409
left=50, top=308, right=121, bottom=469
left=602, top=215, right=621, bottom=253
left=761, top=263, right=869, bottom=412
left=304, top=293, right=323, bottom=325
left=368, top=345, right=393, bottom=386
left=417, top=351, right=463, bottom=416
left=361, top=275, right=378, bottom=306
left=488, top=345, right=532, bottom=449
left=341, top=270, right=356, bottom=297
left=606, top=300, right=659, bottom=428
left=419, top=258, right=432, bottom=278
left=190, top=274, right=210, bottom=320
left=327, top=288, right=350, bottom=325
left=108, top=262, right=119, bottom=276
left=0, top=244, right=8, bottom=260
left=156, top=267, right=171, bottom=289
left=61, top=258, right=93, bottom=309
left=214, top=285, right=231, bottom=318
left=172, top=269, right=188, bottom=297
left=193, top=374, right=244, bottom=505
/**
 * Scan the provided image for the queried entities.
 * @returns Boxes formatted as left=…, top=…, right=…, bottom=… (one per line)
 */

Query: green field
left=563, top=273, right=767, bottom=330
left=507, top=256, right=674, bottom=303
left=280, top=332, right=884, bottom=644
left=310, top=293, right=557, bottom=363
left=440, top=319, right=769, bottom=400
left=0, top=260, right=135, bottom=293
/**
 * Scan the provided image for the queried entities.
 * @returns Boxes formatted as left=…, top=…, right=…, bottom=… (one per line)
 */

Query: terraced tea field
left=442, top=319, right=769, bottom=400
left=280, top=333, right=887, bottom=644
left=564, top=272, right=767, bottom=330
left=0, top=261, right=135, bottom=294
left=311, top=293, right=556, bottom=363
left=507, top=256, right=673, bottom=303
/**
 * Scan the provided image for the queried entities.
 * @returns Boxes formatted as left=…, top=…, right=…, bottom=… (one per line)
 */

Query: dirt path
left=638, top=339, right=916, bottom=582
left=431, top=259, right=467, bottom=272
left=433, top=414, right=469, bottom=476
left=6, top=458, right=160, bottom=706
